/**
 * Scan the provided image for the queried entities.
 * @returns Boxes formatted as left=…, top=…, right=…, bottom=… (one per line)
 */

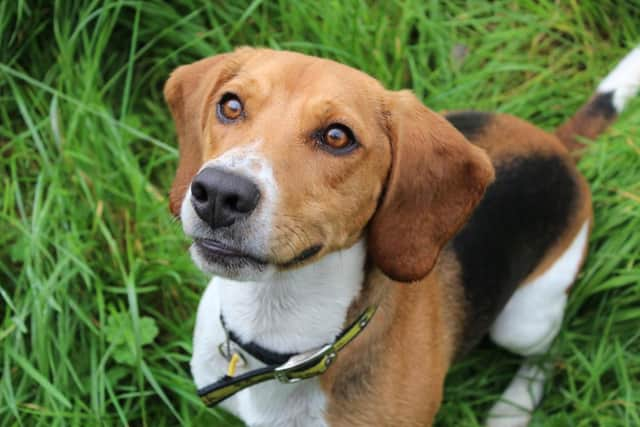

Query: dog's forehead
left=238, top=50, right=385, bottom=105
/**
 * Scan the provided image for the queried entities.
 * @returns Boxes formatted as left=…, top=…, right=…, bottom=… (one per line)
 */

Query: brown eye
left=325, top=127, right=349, bottom=149
left=318, top=124, right=358, bottom=154
left=217, top=93, right=244, bottom=122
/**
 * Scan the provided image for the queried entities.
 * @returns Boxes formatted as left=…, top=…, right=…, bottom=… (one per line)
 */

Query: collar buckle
left=273, top=343, right=335, bottom=383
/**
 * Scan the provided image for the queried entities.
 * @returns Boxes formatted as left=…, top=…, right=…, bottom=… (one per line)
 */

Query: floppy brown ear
left=368, top=91, right=495, bottom=282
left=163, top=53, right=233, bottom=216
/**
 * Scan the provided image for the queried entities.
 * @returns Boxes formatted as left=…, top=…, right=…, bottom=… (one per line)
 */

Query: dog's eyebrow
left=213, top=55, right=252, bottom=89
left=308, top=98, right=362, bottom=123
left=202, top=62, right=246, bottom=116
left=217, top=66, right=240, bottom=86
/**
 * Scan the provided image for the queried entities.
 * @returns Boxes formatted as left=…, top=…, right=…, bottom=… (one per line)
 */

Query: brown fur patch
left=463, top=113, right=570, bottom=161
left=368, top=92, right=495, bottom=282
left=321, top=269, right=454, bottom=426
left=556, top=94, right=617, bottom=156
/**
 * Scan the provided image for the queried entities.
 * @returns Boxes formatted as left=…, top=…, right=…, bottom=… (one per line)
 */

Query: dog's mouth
left=279, top=244, right=322, bottom=267
left=192, top=238, right=323, bottom=269
left=193, top=238, right=268, bottom=266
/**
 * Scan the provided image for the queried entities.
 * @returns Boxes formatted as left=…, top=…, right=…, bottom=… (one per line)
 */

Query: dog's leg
left=486, top=220, right=590, bottom=427
left=485, top=361, right=548, bottom=427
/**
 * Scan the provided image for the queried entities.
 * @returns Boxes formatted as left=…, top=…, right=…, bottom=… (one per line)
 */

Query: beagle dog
left=164, top=46, right=640, bottom=426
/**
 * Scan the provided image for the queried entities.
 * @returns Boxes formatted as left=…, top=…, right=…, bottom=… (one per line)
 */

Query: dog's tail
left=556, top=46, right=640, bottom=154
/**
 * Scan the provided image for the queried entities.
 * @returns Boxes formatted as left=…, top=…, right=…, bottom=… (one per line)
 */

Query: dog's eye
left=318, top=124, right=358, bottom=154
left=217, top=93, right=244, bottom=122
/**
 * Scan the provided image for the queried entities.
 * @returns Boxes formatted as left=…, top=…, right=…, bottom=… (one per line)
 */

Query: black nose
left=190, top=168, right=261, bottom=229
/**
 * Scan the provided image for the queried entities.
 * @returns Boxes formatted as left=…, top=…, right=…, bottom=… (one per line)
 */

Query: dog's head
left=164, top=48, right=494, bottom=282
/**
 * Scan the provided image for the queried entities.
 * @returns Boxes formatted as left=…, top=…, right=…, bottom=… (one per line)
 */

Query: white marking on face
left=180, top=140, right=280, bottom=281
left=190, top=239, right=366, bottom=427
left=490, top=221, right=589, bottom=355
left=598, top=46, right=640, bottom=112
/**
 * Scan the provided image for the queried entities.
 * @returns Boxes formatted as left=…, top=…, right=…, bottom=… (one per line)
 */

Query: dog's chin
left=189, top=243, right=276, bottom=282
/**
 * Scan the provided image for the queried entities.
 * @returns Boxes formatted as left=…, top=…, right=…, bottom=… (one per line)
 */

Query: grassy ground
left=1, top=1, right=639, bottom=426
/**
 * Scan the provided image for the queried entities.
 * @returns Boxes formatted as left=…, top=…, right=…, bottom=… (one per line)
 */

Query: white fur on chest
left=191, top=240, right=366, bottom=427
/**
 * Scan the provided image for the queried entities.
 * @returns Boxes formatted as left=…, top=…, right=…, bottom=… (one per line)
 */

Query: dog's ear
left=164, top=52, right=236, bottom=216
left=368, top=91, right=494, bottom=282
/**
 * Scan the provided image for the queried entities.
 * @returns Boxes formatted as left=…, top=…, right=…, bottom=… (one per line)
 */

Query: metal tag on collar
left=274, top=343, right=335, bottom=383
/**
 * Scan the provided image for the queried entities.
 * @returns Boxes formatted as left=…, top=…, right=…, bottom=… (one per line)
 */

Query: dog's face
left=165, top=48, right=494, bottom=282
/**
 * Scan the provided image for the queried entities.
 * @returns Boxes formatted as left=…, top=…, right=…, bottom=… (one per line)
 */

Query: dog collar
left=197, top=305, right=377, bottom=407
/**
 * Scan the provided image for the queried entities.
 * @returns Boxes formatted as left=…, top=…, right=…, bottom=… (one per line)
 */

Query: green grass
left=1, top=1, right=639, bottom=426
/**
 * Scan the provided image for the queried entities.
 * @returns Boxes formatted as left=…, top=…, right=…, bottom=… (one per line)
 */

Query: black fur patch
left=586, top=91, right=617, bottom=119
left=452, top=155, right=578, bottom=353
left=445, top=111, right=493, bottom=139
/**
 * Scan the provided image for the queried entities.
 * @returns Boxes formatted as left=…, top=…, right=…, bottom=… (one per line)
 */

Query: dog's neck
left=216, top=239, right=367, bottom=355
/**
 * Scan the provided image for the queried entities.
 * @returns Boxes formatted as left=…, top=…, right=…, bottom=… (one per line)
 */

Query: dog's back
left=444, top=46, right=640, bottom=426
left=444, top=112, right=590, bottom=354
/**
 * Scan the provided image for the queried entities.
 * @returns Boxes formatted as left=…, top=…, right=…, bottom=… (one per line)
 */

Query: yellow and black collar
left=198, top=305, right=377, bottom=407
